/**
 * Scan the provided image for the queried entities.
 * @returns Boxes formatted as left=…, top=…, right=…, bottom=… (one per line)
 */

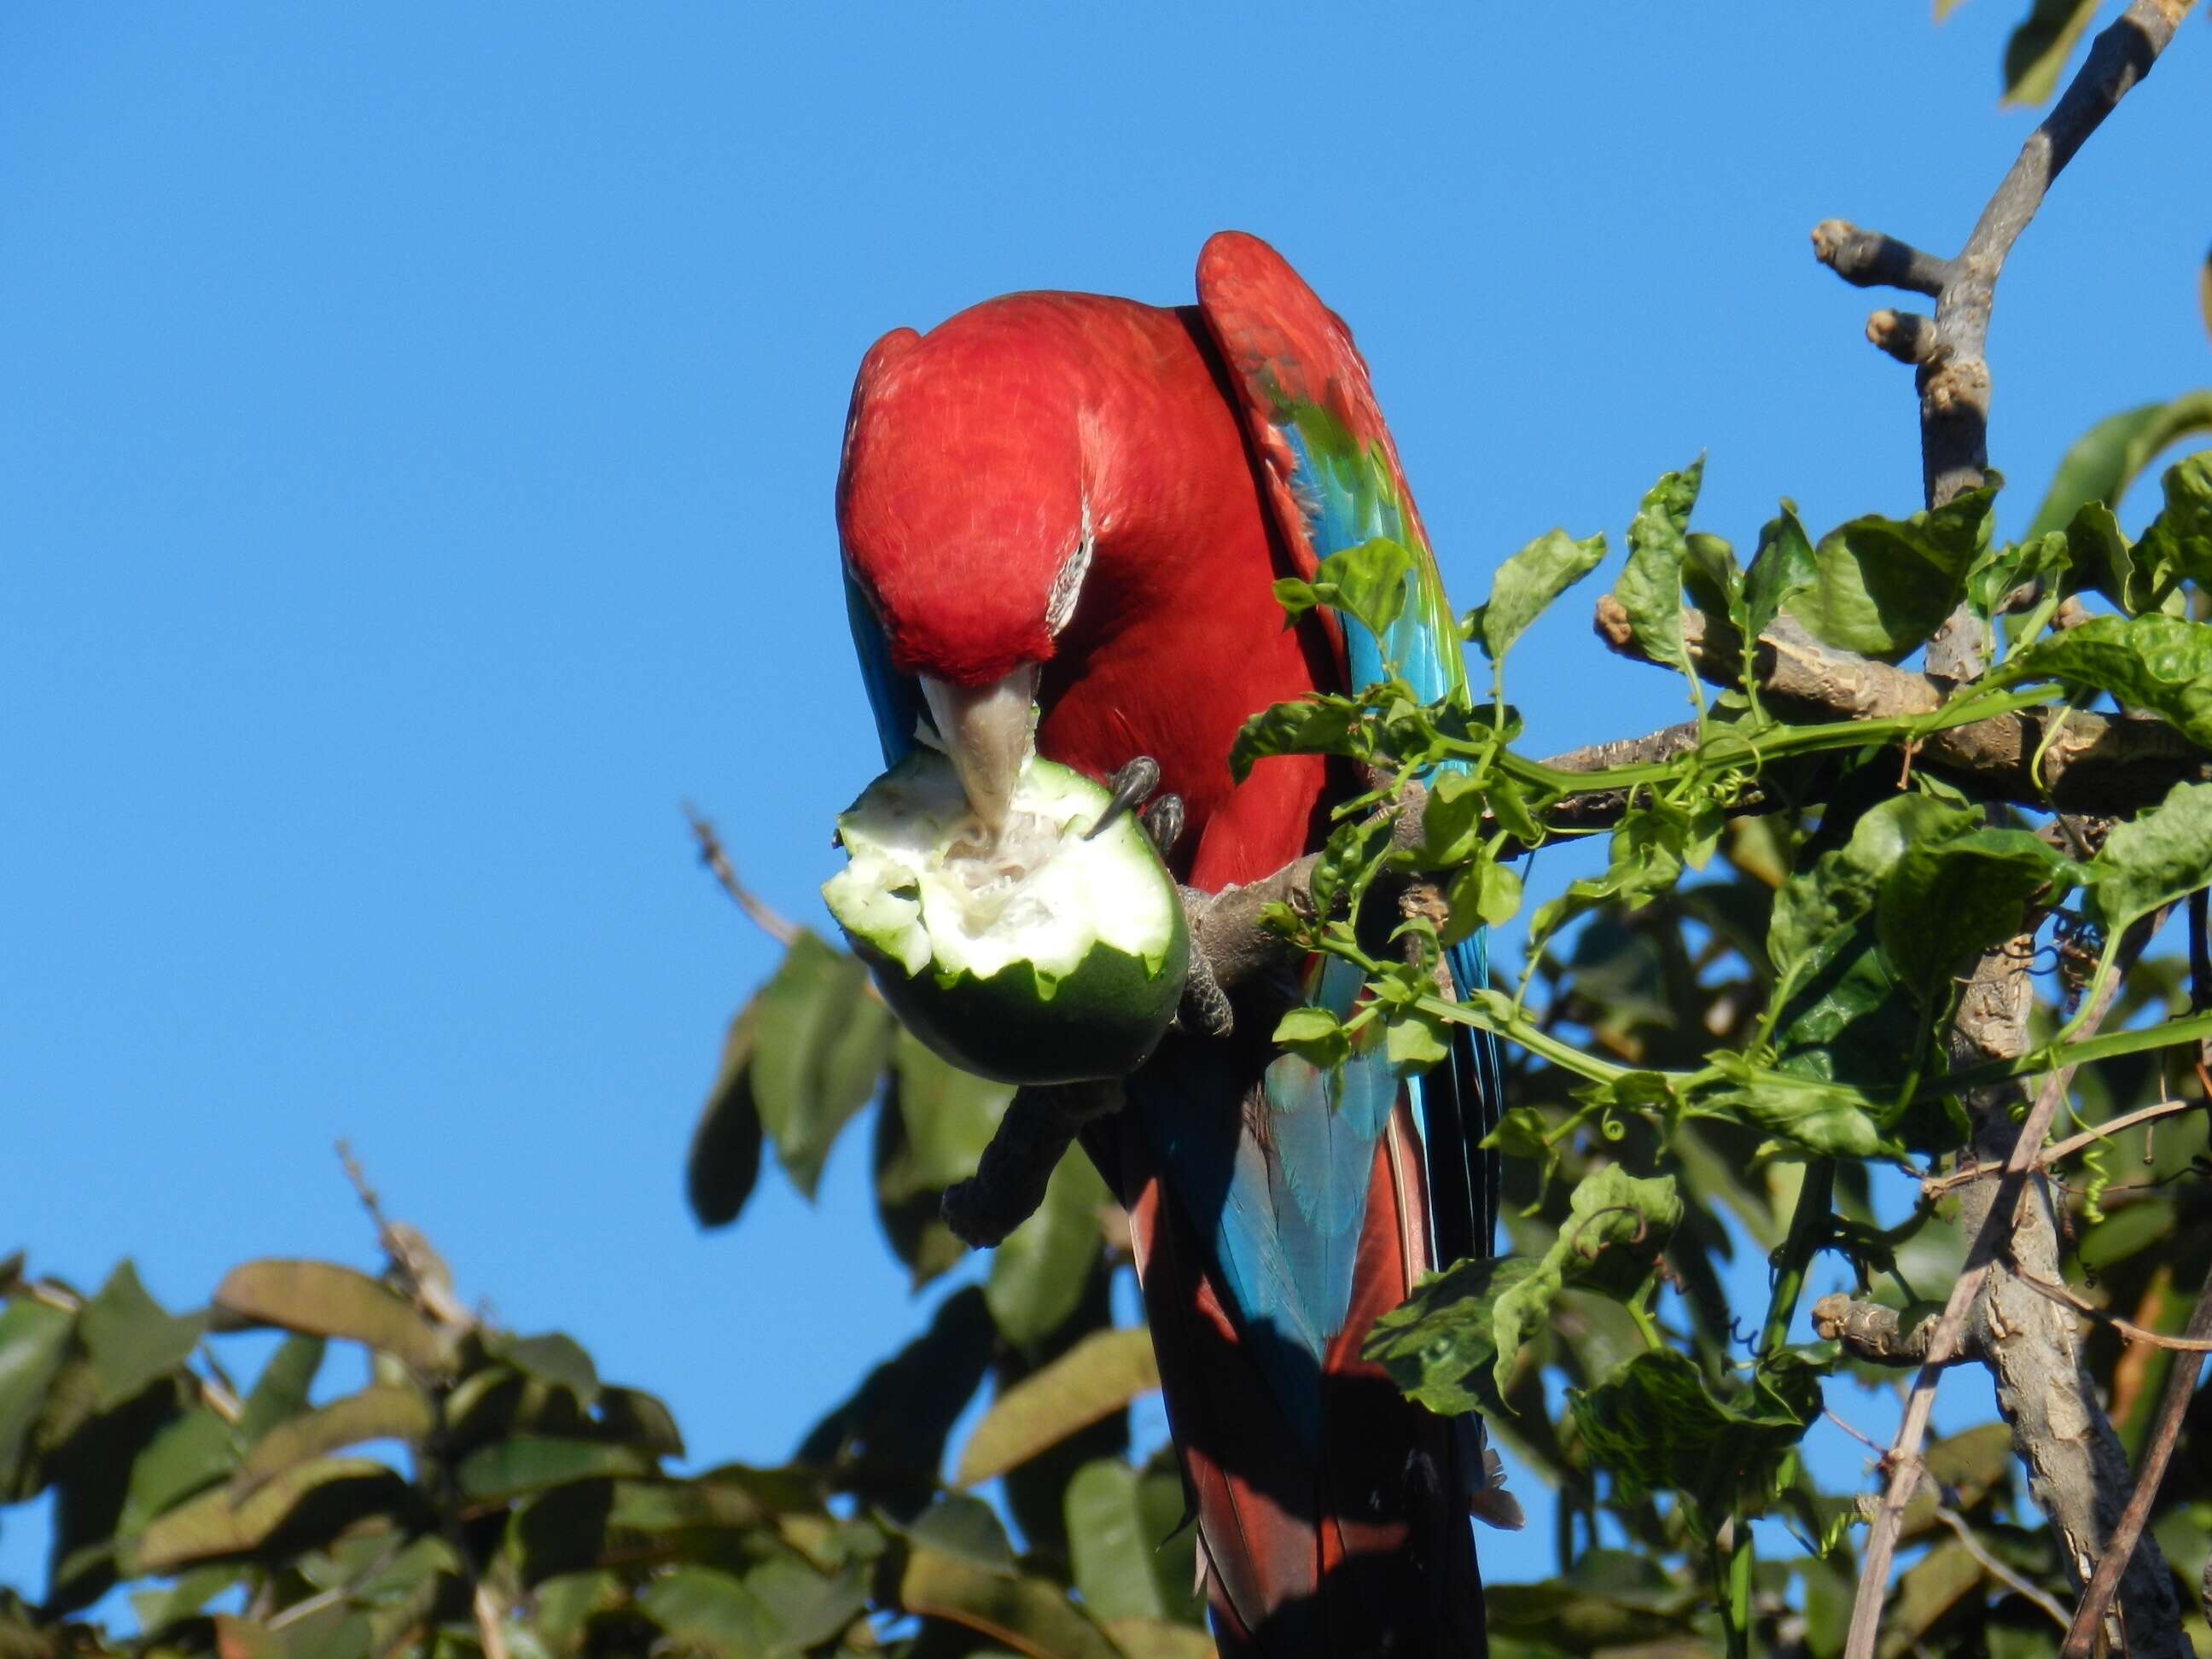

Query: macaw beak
left=920, top=663, right=1040, bottom=838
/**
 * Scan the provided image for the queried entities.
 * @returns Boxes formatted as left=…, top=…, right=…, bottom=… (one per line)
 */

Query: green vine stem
left=1758, top=1159, right=1835, bottom=1357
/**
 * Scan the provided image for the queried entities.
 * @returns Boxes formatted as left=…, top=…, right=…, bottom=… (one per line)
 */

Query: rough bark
left=1942, top=944, right=2183, bottom=1650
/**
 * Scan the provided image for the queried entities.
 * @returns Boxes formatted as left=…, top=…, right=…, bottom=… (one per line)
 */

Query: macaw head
left=836, top=308, right=1097, bottom=835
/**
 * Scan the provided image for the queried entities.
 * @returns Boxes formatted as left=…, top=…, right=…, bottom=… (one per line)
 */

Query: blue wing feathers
left=845, top=572, right=923, bottom=768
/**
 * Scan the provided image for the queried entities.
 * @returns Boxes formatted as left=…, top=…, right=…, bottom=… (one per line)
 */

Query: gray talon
left=1086, top=756, right=1161, bottom=841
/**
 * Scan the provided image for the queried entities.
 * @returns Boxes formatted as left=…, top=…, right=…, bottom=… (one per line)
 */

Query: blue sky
left=4, top=0, right=2208, bottom=1610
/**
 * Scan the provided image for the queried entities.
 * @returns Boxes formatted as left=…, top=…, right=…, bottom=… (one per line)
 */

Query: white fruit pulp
left=824, top=755, right=1176, bottom=996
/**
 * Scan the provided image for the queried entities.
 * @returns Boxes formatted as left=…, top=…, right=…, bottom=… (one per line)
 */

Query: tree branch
left=1814, top=0, right=2198, bottom=513
left=1810, top=221, right=1953, bottom=296
left=1822, top=13, right=2197, bottom=1650
left=685, top=802, right=802, bottom=948
left=1812, top=1295, right=1965, bottom=1368
left=2062, top=1279, right=2212, bottom=1655
left=1594, top=597, right=2212, bottom=813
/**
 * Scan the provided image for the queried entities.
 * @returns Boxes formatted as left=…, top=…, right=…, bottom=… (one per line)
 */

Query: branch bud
left=1866, top=309, right=1938, bottom=364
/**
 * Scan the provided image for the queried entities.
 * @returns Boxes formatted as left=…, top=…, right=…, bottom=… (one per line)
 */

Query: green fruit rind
left=822, top=751, right=1189, bottom=1086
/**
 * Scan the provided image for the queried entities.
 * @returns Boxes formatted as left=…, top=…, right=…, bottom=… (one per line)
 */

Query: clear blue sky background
left=4, top=0, right=2208, bottom=1615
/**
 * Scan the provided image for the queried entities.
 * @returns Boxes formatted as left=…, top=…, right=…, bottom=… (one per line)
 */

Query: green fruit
left=822, top=750, right=1189, bottom=1086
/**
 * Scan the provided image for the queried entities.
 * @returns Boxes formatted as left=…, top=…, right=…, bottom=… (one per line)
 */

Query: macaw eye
left=1045, top=498, right=1096, bottom=635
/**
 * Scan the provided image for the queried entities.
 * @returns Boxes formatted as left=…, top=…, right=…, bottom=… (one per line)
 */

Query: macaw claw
left=1084, top=756, right=1161, bottom=841
left=1079, top=760, right=1225, bottom=1038
left=1140, top=793, right=1185, bottom=859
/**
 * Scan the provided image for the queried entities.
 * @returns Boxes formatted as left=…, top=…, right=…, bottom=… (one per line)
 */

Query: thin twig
left=1919, top=1096, right=2197, bottom=1196
left=2062, top=1278, right=2212, bottom=1655
left=684, top=801, right=801, bottom=947
left=2013, top=1269, right=2212, bottom=1353
left=1934, top=1504, right=2073, bottom=1632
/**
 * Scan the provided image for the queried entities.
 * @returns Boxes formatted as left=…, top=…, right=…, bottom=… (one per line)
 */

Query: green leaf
left=900, top=1492, right=1017, bottom=1573
left=742, top=1557, right=870, bottom=1654
left=2064, top=500, right=2167, bottom=616
left=1682, top=529, right=1742, bottom=634
left=1481, top=1105, right=1552, bottom=1161
left=1876, top=828, right=2077, bottom=1003
left=1469, top=528, right=1609, bottom=663
left=457, top=1435, right=658, bottom=1504
left=2059, top=456, right=2212, bottom=617
left=2133, top=451, right=2212, bottom=591
left=0, top=1298, right=74, bottom=1493
left=1769, top=795, right=1976, bottom=990
left=1366, top=1167, right=1679, bottom=1411
left=887, top=1029, right=1013, bottom=1190
left=874, top=1030, right=1009, bottom=1289
left=1484, top=1579, right=1691, bottom=1650
left=1412, top=770, right=1487, bottom=868
left=1272, top=1005, right=1351, bottom=1070
left=1878, top=1538, right=1984, bottom=1651
left=236, top=1335, right=323, bottom=1446
left=1694, top=1056, right=1897, bottom=1161
left=1443, top=858, right=1522, bottom=944
left=2000, top=613, right=2212, bottom=747
left=115, top=1407, right=240, bottom=1542
left=637, top=1565, right=783, bottom=1656
left=602, top=1470, right=773, bottom=1534
left=1100, top=1618, right=1216, bottom=1659
left=2077, top=1199, right=2174, bottom=1271
left=79, top=1263, right=206, bottom=1411
left=2028, top=398, right=2212, bottom=538
left=687, top=1002, right=766, bottom=1229
left=491, top=1332, right=600, bottom=1409
left=127, top=1564, right=245, bottom=1639
left=1365, top=1255, right=1548, bottom=1417
left=1384, top=1006, right=1452, bottom=1074
left=1785, top=483, right=1999, bottom=661
left=531, top=1570, right=624, bottom=1646
left=750, top=930, right=894, bottom=1200
left=2003, top=0, right=2102, bottom=104
left=227, top=1385, right=435, bottom=1501
left=1315, top=537, right=1417, bottom=640
left=898, top=1547, right=1123, bottom=1659
left=954, top=1328, right=1160, bottom=1487
left=1063, top=1458, right=1190, bottom=1624
left=133, top=1457, right=414, bottom=1572
left=1567, top=1348, right=1820, bottom=1518
left=798, top=1286, right=995, bottom=1508
left=1612, top=459, right=1705, bottom=694
left=987, top=1151, right=1110, bottom=1348
left=2088, top=778, right=2212, bottom=935
left=1738, top=501, right=1817, bottom=646
left=1230, top=694, right=1365, bottom=783
left=1967, top=529, right=2070, bottom=629
left=211, top=1260, right=451, bottom=1374
left=597, top=1385, right=684, bottom=1458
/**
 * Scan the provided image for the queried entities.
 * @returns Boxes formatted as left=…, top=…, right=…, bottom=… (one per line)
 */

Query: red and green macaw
left=837, top=232, right=1499, bottom=1656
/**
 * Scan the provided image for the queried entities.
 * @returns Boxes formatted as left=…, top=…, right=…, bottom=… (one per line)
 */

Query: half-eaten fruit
left=822, top=750, right=1189, bottom=1086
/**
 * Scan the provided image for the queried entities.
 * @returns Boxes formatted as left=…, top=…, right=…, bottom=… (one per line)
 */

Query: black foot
left=1086, top=756, right=1161, bottom=841
left=941, top=1080, right=1122, bottom=1247
left=1173, top=885, right=1234, bottom=1039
